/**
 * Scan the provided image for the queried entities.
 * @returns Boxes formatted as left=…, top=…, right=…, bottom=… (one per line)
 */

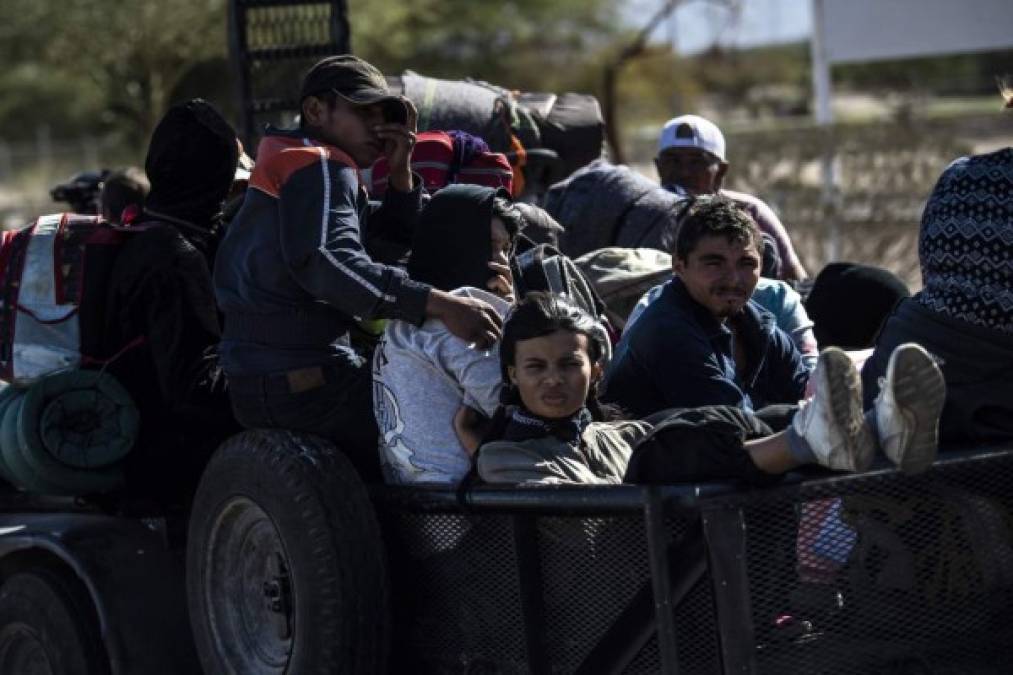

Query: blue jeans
left=227, top=359, right=381, bottom=482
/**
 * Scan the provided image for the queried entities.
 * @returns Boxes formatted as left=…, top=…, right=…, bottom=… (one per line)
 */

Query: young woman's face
left=490, top=216, right=512, bottom=265
left=508, top=329, right=602, bottom=419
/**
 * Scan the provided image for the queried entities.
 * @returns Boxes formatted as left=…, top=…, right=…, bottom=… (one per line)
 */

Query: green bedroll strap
left=12, top=388, right=124, bottom=495
left=21, top=369, right=139, bottom=470
left=0, top=395, right=68, bottom=494
left=0, top=384, right=24, bottom=485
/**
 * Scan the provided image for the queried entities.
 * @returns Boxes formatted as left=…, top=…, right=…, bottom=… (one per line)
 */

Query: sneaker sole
left=887, top=343, right=946, bottom=474
left=822, top=347, right=875, bottom=472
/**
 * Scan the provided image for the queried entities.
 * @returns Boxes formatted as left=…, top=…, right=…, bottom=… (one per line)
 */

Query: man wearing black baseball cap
left=215, top=54, right=504, bottom=480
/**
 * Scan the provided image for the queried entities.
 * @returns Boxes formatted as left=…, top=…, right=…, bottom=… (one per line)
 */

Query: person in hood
left=862, top=141, right=1013, bottom=443
left=103, top=98, right=240, bottom=502
left=373, top=184, right=521, bottom=484
left=214, top=55, right=505, bottom=481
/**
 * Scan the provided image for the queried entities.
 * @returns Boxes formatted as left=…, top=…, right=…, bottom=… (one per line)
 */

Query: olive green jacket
left=477, top=421, right=651, bottom=485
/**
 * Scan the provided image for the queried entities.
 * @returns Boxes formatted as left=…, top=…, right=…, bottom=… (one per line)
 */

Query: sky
left=624, top=0, right=812, bottom=54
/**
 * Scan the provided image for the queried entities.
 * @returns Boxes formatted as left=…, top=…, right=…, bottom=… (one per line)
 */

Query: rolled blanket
left=0, top=370, right=137, bottom=495
left=575, top=248, right=672, bottom=328
left=544, top=159, right=686, bottom=258
left=0, top=384, right=21, bottom=484
left=401, top=71, right=511, bottom=152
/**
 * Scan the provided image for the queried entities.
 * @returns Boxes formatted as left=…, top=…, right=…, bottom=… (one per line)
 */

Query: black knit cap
left=144, top=98, right=238, bottom=230
left=806, top=262, right=911, bottom=349
left=300, top=54, right=407, bottom=123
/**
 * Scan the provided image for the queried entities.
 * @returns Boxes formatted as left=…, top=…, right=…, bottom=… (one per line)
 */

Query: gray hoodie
left=372, top=288, right=511, bottom=484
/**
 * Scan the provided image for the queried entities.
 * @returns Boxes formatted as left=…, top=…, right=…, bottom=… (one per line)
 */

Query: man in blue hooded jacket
left=603, top=197, right=808, bottom=419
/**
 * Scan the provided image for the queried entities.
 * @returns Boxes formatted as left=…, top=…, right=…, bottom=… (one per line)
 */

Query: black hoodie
left=103, top=100, right=240, bottom=501
left=408, top=184, right=513, bottom=292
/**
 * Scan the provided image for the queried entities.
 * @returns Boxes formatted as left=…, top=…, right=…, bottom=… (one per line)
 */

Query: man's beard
left=710, top=287, right=749, bottom=318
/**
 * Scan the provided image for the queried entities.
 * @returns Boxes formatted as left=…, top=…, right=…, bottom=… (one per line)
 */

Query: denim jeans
left=227, top=359, right=381, bottom=482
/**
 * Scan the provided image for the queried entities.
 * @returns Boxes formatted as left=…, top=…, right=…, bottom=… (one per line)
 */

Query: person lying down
left=459, top=293, right=946, bottom=486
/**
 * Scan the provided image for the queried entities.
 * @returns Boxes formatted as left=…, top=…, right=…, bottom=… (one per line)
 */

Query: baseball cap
left=299, top=54, right=408, bottom=123
left=657, top=114, right=726, bottom=162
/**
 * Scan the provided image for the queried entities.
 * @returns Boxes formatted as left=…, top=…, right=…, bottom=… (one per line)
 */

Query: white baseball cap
left=657, top=114, right=726, bottom=162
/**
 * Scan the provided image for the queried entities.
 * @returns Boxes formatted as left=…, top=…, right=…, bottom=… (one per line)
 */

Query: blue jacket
left=214, top=128, right=430, bottom=376
left=603, top=278, right=808, bottom=417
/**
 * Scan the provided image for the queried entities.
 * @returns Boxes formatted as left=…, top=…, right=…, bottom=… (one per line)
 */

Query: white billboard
left=820, top=0, right=1013, bottom=65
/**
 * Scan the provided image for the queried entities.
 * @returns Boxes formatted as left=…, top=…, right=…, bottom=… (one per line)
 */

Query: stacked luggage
left=0, top=213, right=140, bottom=495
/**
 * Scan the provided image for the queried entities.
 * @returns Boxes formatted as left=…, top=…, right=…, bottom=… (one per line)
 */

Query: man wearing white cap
left=655, top=114, right=807, bottom=281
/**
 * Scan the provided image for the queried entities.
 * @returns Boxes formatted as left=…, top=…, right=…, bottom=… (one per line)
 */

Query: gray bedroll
left=545, top=159, right=688, bottom=258
left=0, top=371, right=137, bottom=495
left=392, top=71, right=518, bottom=153
left=388, top=72, right=605, bottom=197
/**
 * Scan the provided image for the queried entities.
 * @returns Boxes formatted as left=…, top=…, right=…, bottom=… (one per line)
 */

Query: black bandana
left=502, top=406, right=593, bottom=445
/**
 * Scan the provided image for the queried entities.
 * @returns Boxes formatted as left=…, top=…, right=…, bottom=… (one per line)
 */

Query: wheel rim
left=204, top=496, right=294, bottom=673
left=0, top=623, right=55, bottom=675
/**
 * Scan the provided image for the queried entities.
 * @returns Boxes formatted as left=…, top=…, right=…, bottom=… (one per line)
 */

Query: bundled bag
left=512, top=241, right=614, bottom=362
left=544, top=160, right=692, bottom=258
left=397, top=72, right=516, bottom=152
left=390, top=72, right=604, bottom=201
left=520, top=92, right=605, bottom=187
left=0, top=370, right=138, bottom=495
left=574, top=248, right=672, bottom=329
left=0, top=213, right=139, bottom=385
left=369, top=130, right=513, bottom=197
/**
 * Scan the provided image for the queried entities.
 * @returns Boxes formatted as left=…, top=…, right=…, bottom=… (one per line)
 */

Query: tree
left=0, top=0, right=228, bottom=145
left=348, top=0, right=622, bottom=93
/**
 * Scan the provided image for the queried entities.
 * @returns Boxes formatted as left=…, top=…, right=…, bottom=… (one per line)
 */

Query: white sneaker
left=792, top=347, right=875, bottom=472
left=874, top=343, right=946, bottom=474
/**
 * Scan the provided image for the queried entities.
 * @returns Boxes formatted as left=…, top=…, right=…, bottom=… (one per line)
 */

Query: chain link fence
left=629, top=111, right=1011, bottom=289
left=374, top=445, right=1013, bottom=674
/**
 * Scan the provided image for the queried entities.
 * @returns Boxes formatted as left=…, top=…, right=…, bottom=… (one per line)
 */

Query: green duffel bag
left=0, top=370, right=137, bottom=495
left=22, top=369, right=138, bottom=470
left=0, top=392, right=68, bottom=494
left=0, top=384, right=24, bottom=485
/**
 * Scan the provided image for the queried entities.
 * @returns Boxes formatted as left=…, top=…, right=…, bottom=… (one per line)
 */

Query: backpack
left=0, top=213, right=134, bottom=385
left=369, top=130, right=513, bottom=198
left=519, top=92, right=605, bottom=188
left=511, top=241, right=615, bottom=361
left=574, top=247, right=673, bottom=329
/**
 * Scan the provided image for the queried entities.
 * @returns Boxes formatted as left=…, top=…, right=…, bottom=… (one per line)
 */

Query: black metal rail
left=373, top=444, right=1013, bottom=674
left=228, top=0, right=350, bottom=150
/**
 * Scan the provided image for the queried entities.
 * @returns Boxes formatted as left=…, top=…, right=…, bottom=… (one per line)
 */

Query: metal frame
left=372, top=444, right=1013, bottom=674
left=227, top=0, right=351, bottom=149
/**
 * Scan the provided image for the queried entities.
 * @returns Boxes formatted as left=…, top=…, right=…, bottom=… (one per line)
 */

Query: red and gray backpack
left=368, top=130, right=514, bottom=197
left=0, top=213, right=134, bottom=384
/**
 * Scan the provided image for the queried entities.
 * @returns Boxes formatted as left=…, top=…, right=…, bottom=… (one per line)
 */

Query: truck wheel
left=187, top=430, right=389, bottom=675
left=0, top=569, right=109, bottom=675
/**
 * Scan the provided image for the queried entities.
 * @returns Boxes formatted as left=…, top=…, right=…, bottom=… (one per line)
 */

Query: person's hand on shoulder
left=426, top=289, right=503, bottom=349
left=374, top=97, right=417, bottom=193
